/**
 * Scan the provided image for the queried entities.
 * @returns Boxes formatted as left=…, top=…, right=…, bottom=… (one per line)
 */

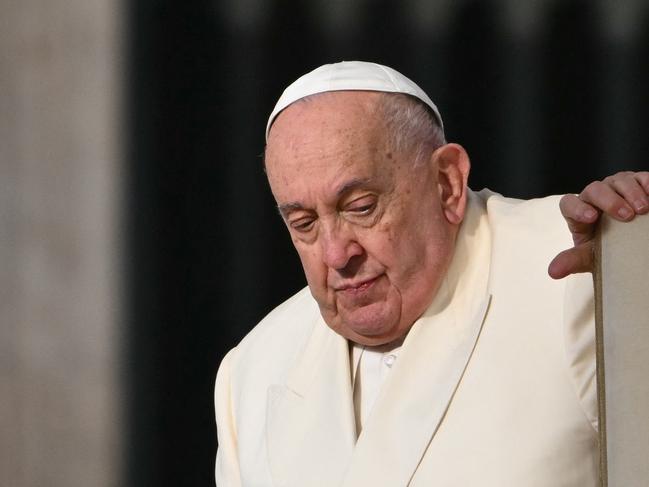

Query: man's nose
left=320, top=223, right=363, bottom=271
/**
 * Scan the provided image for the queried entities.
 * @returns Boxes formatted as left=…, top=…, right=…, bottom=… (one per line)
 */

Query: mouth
left=335, top=275, right=381, bottom=294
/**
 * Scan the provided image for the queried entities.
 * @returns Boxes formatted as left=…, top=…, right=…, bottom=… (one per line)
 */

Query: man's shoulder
left=240, top=286, right=319, bottom=344
left=222, top=287, right=321, bottom=381
left=475, top=188, right=563, bottom=215
left=475, top=188, right=570, bottom=246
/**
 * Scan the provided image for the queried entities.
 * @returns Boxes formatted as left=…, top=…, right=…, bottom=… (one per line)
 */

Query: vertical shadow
left=443, top=1, right=505, bottom=193
left=539, top=0, right=602, bottom=194
left=126, top=0, right=228, bottom=485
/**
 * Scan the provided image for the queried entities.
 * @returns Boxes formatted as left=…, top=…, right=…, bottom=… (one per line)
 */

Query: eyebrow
left=336, top=177, right=372, bottom=197
left=277, top=202, right=304, bottom=218
left=277, top=177, right=373, bottom=218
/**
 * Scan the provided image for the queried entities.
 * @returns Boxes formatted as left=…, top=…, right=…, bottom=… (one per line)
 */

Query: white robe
left=215, top=189, right=598, bottom=486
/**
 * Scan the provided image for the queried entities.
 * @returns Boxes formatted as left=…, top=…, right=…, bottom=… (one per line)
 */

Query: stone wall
left=0, top=1, right=123, bottom=486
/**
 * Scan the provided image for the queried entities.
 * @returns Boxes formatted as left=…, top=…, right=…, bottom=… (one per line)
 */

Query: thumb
left=548, top=241, right=594, bottom=280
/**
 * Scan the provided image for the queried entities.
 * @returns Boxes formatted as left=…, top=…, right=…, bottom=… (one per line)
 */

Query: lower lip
left=342, top=276, right=379, bottom=294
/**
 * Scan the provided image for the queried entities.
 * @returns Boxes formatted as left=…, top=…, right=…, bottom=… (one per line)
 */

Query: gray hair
left=376, top=92, right=446, bottom=166
left=264, top=91, right=446, bottom=167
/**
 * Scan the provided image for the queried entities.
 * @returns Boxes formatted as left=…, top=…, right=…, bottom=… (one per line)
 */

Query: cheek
left=360, top=228, right=417, bottom=285
left=376, top=213, right=449, bottom=282
left=295, top=245, right=327, bottom=289
left=374, top=209, right=424, bottom=259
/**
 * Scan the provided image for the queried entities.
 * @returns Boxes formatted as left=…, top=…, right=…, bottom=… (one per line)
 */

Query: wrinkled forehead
left=265, top=91, right=387, bottom=173
left=268, top=91, right=382, bottom=145
left=265, top=61, right=443, bottom=140
left=263, top=96, right=404, bottom=206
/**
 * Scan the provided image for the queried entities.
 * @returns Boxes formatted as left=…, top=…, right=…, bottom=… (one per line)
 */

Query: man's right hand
left=548, top=171, right=649, bottom=280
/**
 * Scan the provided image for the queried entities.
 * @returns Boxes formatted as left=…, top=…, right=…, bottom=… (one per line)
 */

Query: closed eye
left=345, top=195, right=377, bottom=215
left=349, top=203, right=374, bottom=214
left=290, top=217, right=316, bottom=232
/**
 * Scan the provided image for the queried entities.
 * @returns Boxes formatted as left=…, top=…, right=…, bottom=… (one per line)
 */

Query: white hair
left=265, top=91, right=446, bottom=167
left=377, top=92, right=446, bottom=166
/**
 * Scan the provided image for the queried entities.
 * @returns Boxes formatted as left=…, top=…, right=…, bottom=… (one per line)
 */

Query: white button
left=383, top=354, right=396, bottom=367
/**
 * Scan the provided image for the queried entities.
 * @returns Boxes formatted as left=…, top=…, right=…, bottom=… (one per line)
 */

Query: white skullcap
left=265, top=61, right=444, bottom=140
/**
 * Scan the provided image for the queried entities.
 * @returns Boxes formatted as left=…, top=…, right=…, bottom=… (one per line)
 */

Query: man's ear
left=432, top=143, right=471, bottom=225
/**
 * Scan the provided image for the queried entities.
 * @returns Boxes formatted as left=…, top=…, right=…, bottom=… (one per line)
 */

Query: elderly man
left=215, top=61, right=649, bottom=486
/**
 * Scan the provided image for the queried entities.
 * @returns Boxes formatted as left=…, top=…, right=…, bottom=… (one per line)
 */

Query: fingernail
left=583, top=208, right=597, bottom=220
left=633, top=200, right=648, bottom=213
left=618, top=206, right=633, bottom=219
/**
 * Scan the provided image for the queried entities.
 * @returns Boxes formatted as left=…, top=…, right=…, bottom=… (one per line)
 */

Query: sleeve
left=214, top=348, right=243, bottom=487
left=563, top=271, right=599, bottom=432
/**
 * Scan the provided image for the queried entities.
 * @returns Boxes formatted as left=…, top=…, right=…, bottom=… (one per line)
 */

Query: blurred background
left=1, top=0, right=648, bottom=486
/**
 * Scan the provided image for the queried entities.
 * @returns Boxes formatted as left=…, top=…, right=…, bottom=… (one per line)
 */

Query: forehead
left=265, top=92, right=391, bottom=185
left=269, top=91, right=383, bottom=146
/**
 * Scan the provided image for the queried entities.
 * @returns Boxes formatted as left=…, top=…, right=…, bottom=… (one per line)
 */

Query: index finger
left=559, top=194, right=599, bottom=245
left=601, top=172, right=649, bottom=214
left=579, top=180, right=636, bottom=221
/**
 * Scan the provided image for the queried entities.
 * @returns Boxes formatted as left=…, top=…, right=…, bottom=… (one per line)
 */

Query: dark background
left=125, top=1, right=649, bottom=485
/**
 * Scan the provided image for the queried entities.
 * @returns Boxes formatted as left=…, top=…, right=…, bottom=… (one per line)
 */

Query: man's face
left=265, top=92, right=459, bottom=346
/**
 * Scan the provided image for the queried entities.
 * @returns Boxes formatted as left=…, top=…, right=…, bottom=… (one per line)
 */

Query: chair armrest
left=595, top=214, right=649, bottom=487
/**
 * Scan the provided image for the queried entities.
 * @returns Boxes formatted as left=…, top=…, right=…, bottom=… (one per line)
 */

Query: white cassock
left=215, top=189, right=599, bottom=486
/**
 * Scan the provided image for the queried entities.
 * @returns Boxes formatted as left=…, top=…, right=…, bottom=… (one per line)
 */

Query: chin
left=337, top=306, right=404, bottom=346
left=348, top=327, right=405, bottom=346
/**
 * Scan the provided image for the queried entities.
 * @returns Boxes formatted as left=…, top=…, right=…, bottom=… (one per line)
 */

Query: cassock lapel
left=266, top=314, right=356, bottom=487
left=342, top=190, right=493, bottom=486
left=266, top=191, right=492, bottom=487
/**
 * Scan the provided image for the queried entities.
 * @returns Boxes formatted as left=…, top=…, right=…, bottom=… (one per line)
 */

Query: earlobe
left=433, top=143, right=471, bottom=225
